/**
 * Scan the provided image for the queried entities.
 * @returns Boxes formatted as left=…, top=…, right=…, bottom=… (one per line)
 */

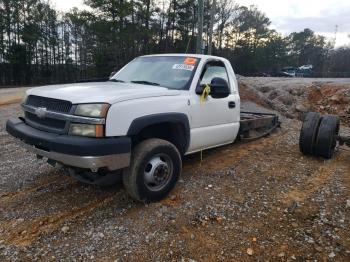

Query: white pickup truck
left=6, top=54, right=279, bottom=202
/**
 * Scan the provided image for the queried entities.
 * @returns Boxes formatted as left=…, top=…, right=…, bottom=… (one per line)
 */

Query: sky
left=52, top=0, right=350, bottom=47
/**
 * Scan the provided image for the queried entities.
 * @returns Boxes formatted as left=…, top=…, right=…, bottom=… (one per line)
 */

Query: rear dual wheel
left=299, top=112, right=340, bottom=159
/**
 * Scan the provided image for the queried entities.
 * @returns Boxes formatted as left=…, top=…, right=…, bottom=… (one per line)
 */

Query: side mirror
left=210, top=77, right=230, bottom=98
left=195, top=77, right=230, bottom=99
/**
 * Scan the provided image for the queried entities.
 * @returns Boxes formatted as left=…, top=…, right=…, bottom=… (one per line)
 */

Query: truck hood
left=26, top=82, right=181, bottom=104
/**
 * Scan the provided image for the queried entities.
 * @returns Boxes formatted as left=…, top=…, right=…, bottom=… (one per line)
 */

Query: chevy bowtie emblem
left=35, top=107, right=47, bottom=118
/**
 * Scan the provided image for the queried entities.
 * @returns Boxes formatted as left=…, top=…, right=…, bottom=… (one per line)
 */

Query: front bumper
left=6, top=118, right=131, bottom=171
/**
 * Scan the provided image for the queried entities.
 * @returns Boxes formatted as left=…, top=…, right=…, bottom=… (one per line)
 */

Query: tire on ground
left=299, top=112, right=322, bottom=155
left=314, top=115, right=340, bottom=159
left=123, top=138, right=182, bottom=202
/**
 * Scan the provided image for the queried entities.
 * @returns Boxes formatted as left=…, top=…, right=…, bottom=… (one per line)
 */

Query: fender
left=127, top=113, right=191, bottom=152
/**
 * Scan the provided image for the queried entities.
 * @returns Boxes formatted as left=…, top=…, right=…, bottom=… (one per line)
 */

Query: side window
left=200, top=62, right=229, bottom=85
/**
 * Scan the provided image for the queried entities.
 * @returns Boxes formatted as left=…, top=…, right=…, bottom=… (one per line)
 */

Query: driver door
left=188, top=60, right=239, bottom=153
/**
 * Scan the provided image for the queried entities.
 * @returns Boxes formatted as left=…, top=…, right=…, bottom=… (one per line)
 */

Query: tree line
left=0, top=0, right=349, bottom=86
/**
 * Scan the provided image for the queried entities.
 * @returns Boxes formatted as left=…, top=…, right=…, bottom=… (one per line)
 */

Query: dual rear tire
left=299, top=112, right=340, bottom=159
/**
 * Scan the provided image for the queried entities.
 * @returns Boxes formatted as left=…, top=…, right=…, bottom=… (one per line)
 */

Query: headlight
left=69, top=124, right=104, bottom=137
left=75, top=103, right=110, bottom=118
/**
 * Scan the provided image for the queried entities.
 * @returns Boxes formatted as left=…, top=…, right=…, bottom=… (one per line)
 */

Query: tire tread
left=299, top=112, right=322, bottom=155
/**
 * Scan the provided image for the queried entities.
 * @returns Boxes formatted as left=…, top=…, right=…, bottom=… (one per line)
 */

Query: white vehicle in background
left=6, top=54, right=279, bottom=202
left=299, top=64, right=313, bottom=70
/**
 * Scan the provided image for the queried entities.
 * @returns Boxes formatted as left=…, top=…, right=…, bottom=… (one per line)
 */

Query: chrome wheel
left=143, top=153, right=173, bottom=191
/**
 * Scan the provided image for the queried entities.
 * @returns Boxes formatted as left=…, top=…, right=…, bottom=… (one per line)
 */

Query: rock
left=289, top=88, right=304, bottom=96
left=208, top=184, right=213, bottom=188
left=328, top=251, right=336, bottom=258
left=181, top=259, right=197, bottom=262
left=314, top=245, right=323, bottom=252
left=346, top=200, right=350, bottom=209
left=285, top=112, right=295, bottom=119
left=252, top=237, right=257, bottom=242
left=295, top=104, right=308, bottom=113
left=287, top=201, right=298, bottom=213
left=291, top=255, right=296, bottom=260
left=277, top=92, right=295, bottom=106
left=225, top=169, right=235, bottom=176
left=278, top=252, right=285, bottom=257
left=291, top=222, right=298, bottom=228
left=61, top=226, right=70, bottom=234
left=216, top=216, right=223, bottom=223
left=307, top=237, right=315, bottom=244
left=329, top=95, right=341, bottom=102
left=246, top=248, right=253, bottom=256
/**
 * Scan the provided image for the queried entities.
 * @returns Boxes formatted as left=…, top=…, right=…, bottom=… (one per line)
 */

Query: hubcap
left=144, top=154, right=173, bottom=191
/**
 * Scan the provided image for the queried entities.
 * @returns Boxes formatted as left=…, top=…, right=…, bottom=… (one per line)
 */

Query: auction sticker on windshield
left=184, top=57, right=197, bottom=65
left=172, top=64, right=194, bottom=71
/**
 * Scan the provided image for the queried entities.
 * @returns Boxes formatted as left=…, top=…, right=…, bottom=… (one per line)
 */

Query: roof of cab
left=140, top=53, right=226, bottom=61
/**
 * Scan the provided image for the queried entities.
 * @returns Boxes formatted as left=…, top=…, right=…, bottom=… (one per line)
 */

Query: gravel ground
left=1, top=82, right=350, bottom=261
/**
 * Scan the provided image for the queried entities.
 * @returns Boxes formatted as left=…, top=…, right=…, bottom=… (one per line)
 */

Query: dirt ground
left=0, top=87, right=29, bottom=106
left=1, top=78, right=350, bottom=261
left=239, top=77, right=350, bottom=124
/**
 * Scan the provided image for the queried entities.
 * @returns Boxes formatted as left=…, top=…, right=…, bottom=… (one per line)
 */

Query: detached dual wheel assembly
left=299, top=112, right=346, bottom=159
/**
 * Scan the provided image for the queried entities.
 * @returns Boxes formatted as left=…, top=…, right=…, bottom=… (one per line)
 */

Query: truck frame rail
left=239, top=111, right=280, bottom=141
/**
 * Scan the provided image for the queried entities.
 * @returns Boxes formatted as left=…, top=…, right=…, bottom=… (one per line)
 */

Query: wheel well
left=131, top=122, right=188, bottom=155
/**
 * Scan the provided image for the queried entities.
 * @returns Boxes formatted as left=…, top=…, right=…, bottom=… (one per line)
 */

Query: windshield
left=110, top=56, right=200, bottom=90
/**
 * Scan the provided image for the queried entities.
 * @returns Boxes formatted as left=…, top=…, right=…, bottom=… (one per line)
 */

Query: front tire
left=123, top=138, right=182, bottom=202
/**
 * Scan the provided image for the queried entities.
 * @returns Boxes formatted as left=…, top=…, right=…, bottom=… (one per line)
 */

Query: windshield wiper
left=109, top=79, right=125, bottom=83
left=131, top=80, right=160, bottom=86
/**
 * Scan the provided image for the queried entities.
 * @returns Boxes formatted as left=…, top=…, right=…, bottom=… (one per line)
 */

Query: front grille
left=25, top=111, right=66, bottom=130
left=26, top=95, right=72, bottom=113
left=24, top=95, right=72, bottom=133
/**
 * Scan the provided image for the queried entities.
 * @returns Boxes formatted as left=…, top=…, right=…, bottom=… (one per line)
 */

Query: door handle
left=228, top=101, right=236, bottom=108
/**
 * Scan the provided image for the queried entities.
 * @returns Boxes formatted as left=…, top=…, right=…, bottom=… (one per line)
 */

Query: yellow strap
left=200, top=84, right=211, bottom=104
